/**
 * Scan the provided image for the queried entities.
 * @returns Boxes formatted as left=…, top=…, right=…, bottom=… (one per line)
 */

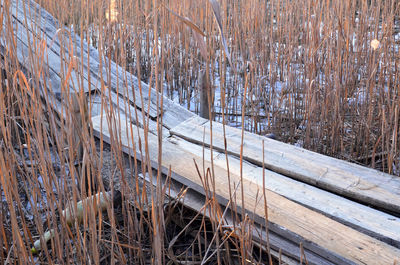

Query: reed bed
left=37, top=0, right=400, bottom=173
left=1, top=0, right=399, bottom=264
left=39, top=0, right=399, bottom=174
left=1, top=0, right=275, bottom=263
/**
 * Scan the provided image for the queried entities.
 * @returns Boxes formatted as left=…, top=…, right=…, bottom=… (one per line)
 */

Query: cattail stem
left=199, top=70, right=212, bottom=119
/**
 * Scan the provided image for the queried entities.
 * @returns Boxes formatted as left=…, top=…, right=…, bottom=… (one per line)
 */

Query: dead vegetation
left=1, top=0, right=399, bottom=264
left=35, top=0, right=400, bottom=173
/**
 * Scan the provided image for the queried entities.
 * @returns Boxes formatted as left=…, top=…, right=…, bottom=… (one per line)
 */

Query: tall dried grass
left=0, top=0, right=275, bottom=263
left=38, top=0, right=398, bottom=174
left=1, top=0, right=399, bottom=264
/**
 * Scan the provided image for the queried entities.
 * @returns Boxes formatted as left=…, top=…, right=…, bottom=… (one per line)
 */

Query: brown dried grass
left=1, top=0, right=399, bottom=264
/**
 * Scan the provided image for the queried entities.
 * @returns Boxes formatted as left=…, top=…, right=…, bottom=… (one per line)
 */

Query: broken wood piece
left=31, top=191, right=115, bottom=254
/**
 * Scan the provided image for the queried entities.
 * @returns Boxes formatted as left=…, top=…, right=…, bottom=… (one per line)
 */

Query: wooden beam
left=170, top=116, right=400, bottom=214
left=92, top=114, right=400, bottom=264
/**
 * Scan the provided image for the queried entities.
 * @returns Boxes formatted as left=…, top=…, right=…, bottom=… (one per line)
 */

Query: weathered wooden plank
left=1, top=0, right=171, bottom=152
left=1, top=0, right=93, bottom=130
left=170, top=116, right=400, bottom=214
left=6, top=0, right=195, bottom=125
left=1, top=4, right=122, bottom=138
left=89, top=92, right=169, bottom=138
left=174, top=133, right=400, bottom=248
left=92, top=114, right=400, bottom=264
left=140, top=173, right=340, bottom=265
left=2, top=0, right=193, bottom=136
left=0, top=10, right=69, bottom=122
left=4, top=0, right=90, bottom=95
left=6, top=0, right=400, bottom=262
left=3, top=19, right=156, bottom=137
left=10, top=0, right=195, bottom=124
left=160, top=97, right=196, bottom=129
left=98, top=125, right=353, bottom=265
left=7, top=0, right=158, bottom=118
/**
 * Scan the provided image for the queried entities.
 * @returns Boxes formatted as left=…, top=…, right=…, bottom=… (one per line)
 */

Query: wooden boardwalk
left=3, top=0, right=400, bottom=263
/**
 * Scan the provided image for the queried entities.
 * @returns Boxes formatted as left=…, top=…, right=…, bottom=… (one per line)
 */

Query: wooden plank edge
left=140, top=173, right=347, bottom=265
left=92, top=115, right=400, bottom=264
left=169, top=116, right=400, bottom=214
left=10, top=0, right=159, bottom=118
left=170, top=136, right=400, bottom=248
left=93, top=128, right=352, bottom=264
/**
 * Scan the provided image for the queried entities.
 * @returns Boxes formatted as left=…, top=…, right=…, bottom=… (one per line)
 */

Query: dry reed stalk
left=199, top=69, right=211, bottom=119
left=1, top=0, right=400, bottom=263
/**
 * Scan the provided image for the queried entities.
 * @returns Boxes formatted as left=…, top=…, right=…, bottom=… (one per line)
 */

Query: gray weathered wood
left=170, top=116, right=400, bottom=214
left=17, top=0, right=194, bottom=124
left=5, top=0, right=195, bottom=126
left=89, top=93, right=169, bottom=139
left=140, top=173, right=346, bottom=265
left=173, top=132, right=400, bottom=247
left=4, top=0, right=91, bottom=95
left=92, top=114, right=400, bottom=264
left=160, top=96, right=196, bottom=129
left=7, top=0, right=159, bottom=118
left=5, top=0, right=400, bottom=262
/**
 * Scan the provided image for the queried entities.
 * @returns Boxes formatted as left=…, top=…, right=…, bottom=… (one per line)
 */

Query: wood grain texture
left=6, top=0, right=400, bottom=262
left=174, top=133, right=400, bottom=248
left=5, top=0, right=91, bottom=94
left=92, top=114, right=400, bottom=264
left=140, top=173, right=341, bottom=265
left=7, top=0, right=159, bottom=117
left=160, top=97, right=196, bottom=129
left=170, top=116, right=400, bottom=213
left=5, top=0, right=195, bottom=125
